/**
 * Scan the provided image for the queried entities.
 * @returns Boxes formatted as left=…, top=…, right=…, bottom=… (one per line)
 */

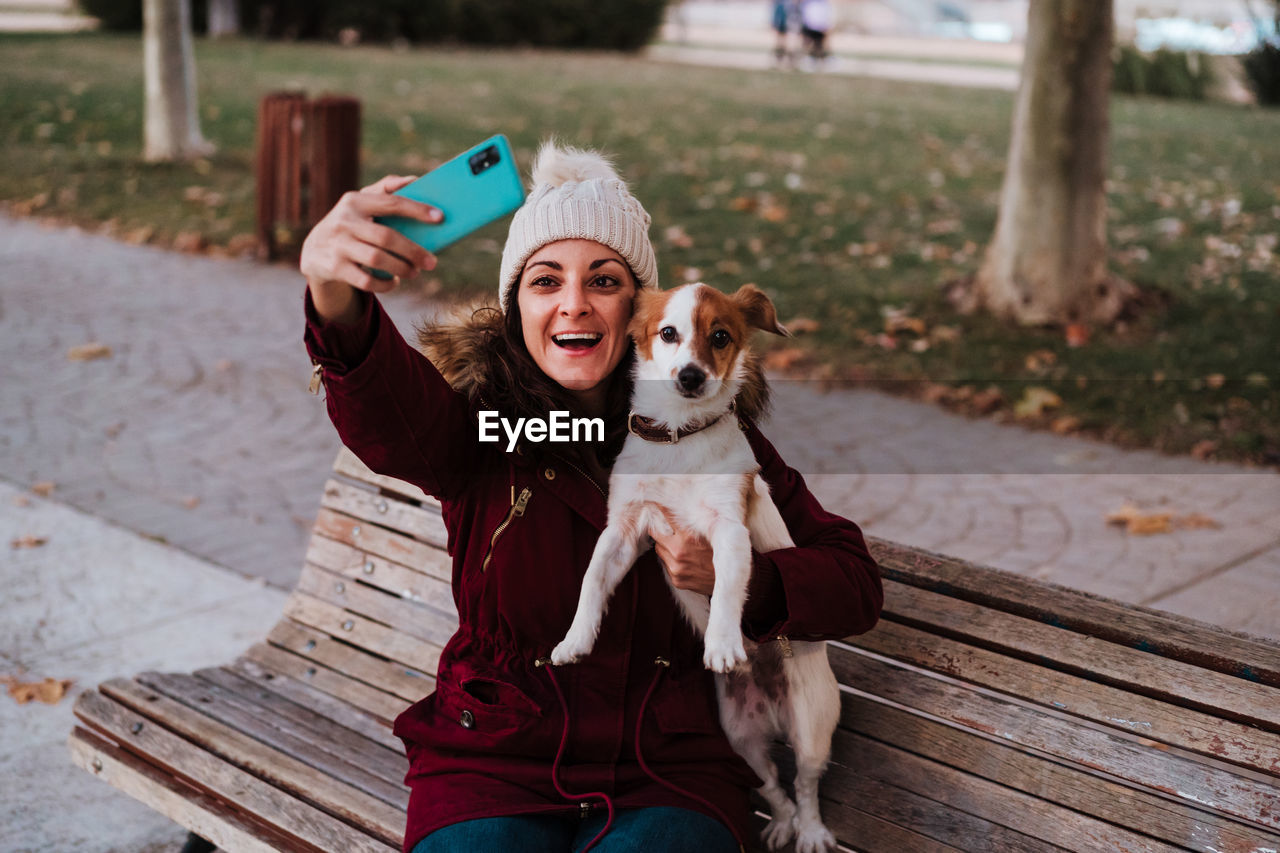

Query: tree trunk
left=207, top=0, right=240, bottom=38
left=143, top=0, right=214, bottom=162
left=967, top=0, right=1133, bottom=326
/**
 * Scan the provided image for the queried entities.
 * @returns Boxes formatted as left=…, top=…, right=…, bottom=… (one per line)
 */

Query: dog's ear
left=627, top=288, right=663, bottom=345
left=733, top=284, right=788, bottom=337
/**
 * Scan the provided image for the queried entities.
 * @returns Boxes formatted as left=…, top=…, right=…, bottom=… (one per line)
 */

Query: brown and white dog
left=551, top=282, right=840, bottom=852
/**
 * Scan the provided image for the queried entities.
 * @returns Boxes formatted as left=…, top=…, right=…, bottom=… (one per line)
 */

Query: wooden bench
left=70, top=448, right=1280, bottom=852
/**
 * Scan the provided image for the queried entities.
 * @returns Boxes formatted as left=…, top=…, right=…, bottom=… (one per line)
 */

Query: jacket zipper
left=481, top=486, right=531, bottom=572
left=559, top=456, right=605, bottom=498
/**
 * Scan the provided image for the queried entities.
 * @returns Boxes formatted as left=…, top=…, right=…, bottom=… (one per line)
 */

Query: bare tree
left=960, top=0, right=1134, bottom=326
left=143, top=0, right=214, bottom=162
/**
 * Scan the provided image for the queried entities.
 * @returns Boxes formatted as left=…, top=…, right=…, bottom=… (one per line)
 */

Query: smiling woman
left=297, top=140, right=882, bottom=853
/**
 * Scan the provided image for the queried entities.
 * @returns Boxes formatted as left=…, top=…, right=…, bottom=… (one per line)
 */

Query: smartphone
left=369, top=134, right=525, bottom=278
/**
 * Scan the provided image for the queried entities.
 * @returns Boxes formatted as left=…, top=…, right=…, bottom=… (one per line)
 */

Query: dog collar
left=627, top=401, right=735, bottom=445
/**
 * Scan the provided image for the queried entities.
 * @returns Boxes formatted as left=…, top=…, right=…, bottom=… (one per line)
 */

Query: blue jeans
left=412, top=806, right=739, bottom=853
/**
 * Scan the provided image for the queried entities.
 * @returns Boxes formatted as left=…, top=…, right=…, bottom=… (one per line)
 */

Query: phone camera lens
left=470, top=145, right=500, bottom=175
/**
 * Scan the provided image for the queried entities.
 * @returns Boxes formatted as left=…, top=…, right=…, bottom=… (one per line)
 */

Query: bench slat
left=297, top=562, right=457, bottom=648
left=827, top=722, right=1185, bottom=852
left=134, top=671, right=409, bottom=808
left=855, top=619, right=1280, bottom=776
left=227, top=659, right=404, bottom=752
left=837, top=683, right=1280, bottom=853
left=313, top=507, right=452, bottom=585
left=812, top=747, right=1065, bottom=853
left=335, top=446, right=430, bottom=503
left=75, top=687, right=400, bottom=852
left=322, top=479, right=448, bottom=549
left=306, top=535, right=456, bottom=615
left=881, top=580, right=1280, bottom=732
left=282, top=592, right=443, bottom=675
left=807, top=801, right=964, bottom=853
left=195, top=666, right=404, bottom=767
left=872, top=538, right=1280, bottom=686
left=243, top=643, right=411, bottom=724
left=68, top=728, right=309, bottom=853
left=267, top=619, right=437, bottom=702
left=830, top=646, right=1280, bottom=833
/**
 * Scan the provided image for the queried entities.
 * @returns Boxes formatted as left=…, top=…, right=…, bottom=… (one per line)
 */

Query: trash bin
left=255, top=92, right=361, bottom=260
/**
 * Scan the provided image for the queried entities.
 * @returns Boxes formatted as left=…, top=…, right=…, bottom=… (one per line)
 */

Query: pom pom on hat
left=499, top=140, right=657, bottom=312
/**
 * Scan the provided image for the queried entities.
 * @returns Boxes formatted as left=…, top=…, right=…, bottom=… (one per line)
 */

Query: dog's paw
left=550, top=632, right=593, bottom=666
left=793, top=820, right=836, bottom=853
left=761, top=803, right=797, bottom=850
left=703, top=633, right=749, bottom=673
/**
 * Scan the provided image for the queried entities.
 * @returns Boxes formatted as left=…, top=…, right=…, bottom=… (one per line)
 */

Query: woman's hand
left=652, top=522, right=716, bottom=597
left=300, top=175, right=443, bottom=322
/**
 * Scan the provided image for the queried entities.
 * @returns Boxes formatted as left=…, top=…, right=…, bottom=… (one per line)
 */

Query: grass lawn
left=2, top=33, right=1277, bottom=465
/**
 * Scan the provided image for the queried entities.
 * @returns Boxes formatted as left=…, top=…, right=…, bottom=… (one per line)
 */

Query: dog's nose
left=677, top=366, right=706, bottom=394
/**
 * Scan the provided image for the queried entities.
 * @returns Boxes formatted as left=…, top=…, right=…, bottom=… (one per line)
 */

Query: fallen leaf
left=763, top=348, right=808, bottom=370
left=12, top=495, right=31, bottom=508
left=920, top=383, right=952, bottom=404
left=759, top=202, right=789, bottom=223
left=1175, top=513, right=1221, bottom=530
left=1205, top=373, right=1226, bottom=390
left=663, top=225, right=694, bottom=249
left=1065, top=323, right=1090, bottom=348
left=786, top=317, right=820, bottom=335
left=1190, top=439, right=1217, bottom=460
left=1106, top=503, right=1219, bottom=535
left=1024, top=349, right=1058, bottom=371
left=1050, top=416, right=1082, bottom=434
left=971, top=387, right=1004, bottom=414
left=4, top=676, right=74, bottom=705
left=31, top=481, right=55, bottom=497
left=173, top=231, right=207, bottom=253
left=728, top=196, right=757, bottom=212
left=929, top=325, right=962, bottom=344
left=11, top=535, right=48, bottom=549
left=1127, top=514, right=1174, bottom=535
left=183, top=496, right=201, bottom=510
left=1013, top=387, right=1063, bottom=419
left=67, top=342, right=113, bottom=361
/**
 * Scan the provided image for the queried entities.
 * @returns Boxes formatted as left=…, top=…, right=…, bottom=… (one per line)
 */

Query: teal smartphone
left=370, top=134, right=525, bottom=278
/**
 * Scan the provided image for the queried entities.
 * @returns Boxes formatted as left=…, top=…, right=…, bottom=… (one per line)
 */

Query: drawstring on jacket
left=536, top=656, right=745, bottom=852
left=536, top=658, right=616, bottom=851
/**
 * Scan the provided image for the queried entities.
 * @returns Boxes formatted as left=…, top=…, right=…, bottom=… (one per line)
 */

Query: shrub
left=81, top=0, right=670, bottom=51
left=1112, top=44, right=1213, bottom=100
left=1243, top=39, right=1280, bottom=105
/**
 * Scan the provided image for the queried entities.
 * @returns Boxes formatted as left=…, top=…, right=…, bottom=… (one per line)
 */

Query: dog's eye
left=711, top=329, right=732, bottom=349
left=659, top=326, right=678, bottom=343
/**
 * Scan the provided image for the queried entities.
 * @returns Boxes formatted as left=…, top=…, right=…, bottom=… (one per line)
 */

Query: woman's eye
left=529, top=276, right=558, bottom=289
left=711, top=329, right=732, bottom=349
left=590, top=275, right=621, bottom=288
left=660, top=326, right=678, bottom=343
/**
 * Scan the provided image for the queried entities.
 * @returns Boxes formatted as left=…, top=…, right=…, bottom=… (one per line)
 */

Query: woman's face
left=516, top=239, right=637, bottom=414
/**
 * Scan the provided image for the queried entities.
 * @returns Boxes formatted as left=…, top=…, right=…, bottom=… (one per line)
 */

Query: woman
left=300, top=142, right=882, bottom=853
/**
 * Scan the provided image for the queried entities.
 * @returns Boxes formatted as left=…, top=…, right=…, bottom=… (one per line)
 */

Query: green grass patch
left=2, top=33, right=1277, bottom=464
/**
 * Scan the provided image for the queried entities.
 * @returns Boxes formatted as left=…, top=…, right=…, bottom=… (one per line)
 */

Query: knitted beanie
left=498, top=141, right=657, bottom=312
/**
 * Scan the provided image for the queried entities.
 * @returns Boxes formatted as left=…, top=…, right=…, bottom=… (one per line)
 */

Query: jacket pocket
left=481, top=486, right=532, bottom=573
left=431, top=671, right=548, bottom=749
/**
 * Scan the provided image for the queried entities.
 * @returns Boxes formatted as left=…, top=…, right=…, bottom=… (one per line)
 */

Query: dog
left=551, top=282, right=840, bottom=853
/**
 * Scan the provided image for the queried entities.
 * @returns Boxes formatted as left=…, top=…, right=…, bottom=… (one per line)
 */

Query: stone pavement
left=2, top=203, right=1279, bottom=853
left=0, top=479, right=287, bottom=852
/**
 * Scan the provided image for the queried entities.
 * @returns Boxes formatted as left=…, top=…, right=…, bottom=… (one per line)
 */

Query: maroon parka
left=304, top=289, right=883, bottom=852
